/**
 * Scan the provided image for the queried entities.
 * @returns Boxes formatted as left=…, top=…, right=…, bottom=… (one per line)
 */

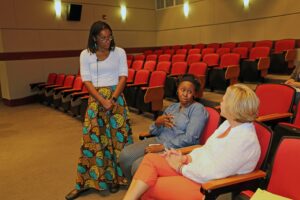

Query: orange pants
left=134, top=153, right=204, bottom=200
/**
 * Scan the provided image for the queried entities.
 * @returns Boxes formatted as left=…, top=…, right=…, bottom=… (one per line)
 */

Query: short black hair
left=87, top=21, right=116, bottom=53
left=178, top=74, right=201, bottom=92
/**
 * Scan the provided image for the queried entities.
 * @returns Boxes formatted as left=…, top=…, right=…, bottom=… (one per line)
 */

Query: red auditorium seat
left=202, top=53, right=220, bottom=67
left=186, top=54, right=201, bottom=66
left=232, top=47, right=249, bottom=59
left=188, top=48, right=201, bottom=55
left=269, top=39, right=296, bottom=73
left=194, top=43, right=206, bottom=51
left=38, top=73, right=65, bottom=102
left=158, top=54, right=171, bottom=62
left=216, top=47, right=231, bottom=57
left=188, top=62, right=208, bottom=98
left=154, top=49, right=164, bottom=57
left=143, top=60, right=157, bottom=72
left=53, top=75, right=83, bottom=108
left=240, top=47, right=270, bottom=82
left=164, top=49, right=175, bottom=55
left=255, top=40, right=273, bottom=49
left=127, top=54, right=134, bottom=61
left=209, top=53, right=240, bottom=91
left=131, top=60, right=144, bottom=71
left=127, top=60, right=132, bottom=68
left=221, top=42, right=236, bottom=50
left=175, top=48, right=187, bottom=55
left=134, top=54, right=145, bottom=61
left=255, top=83, right=295, bottom=124
left=146, top=54, right=158, bottom=61
left=144, top=50, right=153, bottom=56
left=172, top=45, right=182, bottom=51
left=127, top=68, right=135, bottom=84
left=237, top=137, right=300, bottom=200
left=30, top=72, right=57, bottom=92
left=201, top=47, right=215, bottom=57
left=136, top=71, right=167, bottom=118
left=172, top=54, right=186, bottom=63
left=156, top=61, right=171, bottom=74
left=238, top=41, right=254, bottom=49
left=206, top=43, right=220, bottom=50
left=164, top=62, right=188, bottom=99
left=69, top=85, right=89, bottom=116
left=124, top=69, right=151, bottom=108
left=182, top=44, right=193, bottom=50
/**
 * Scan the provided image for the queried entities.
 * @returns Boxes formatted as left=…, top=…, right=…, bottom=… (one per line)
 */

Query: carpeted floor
left=0, top=100, right=231, bottom=200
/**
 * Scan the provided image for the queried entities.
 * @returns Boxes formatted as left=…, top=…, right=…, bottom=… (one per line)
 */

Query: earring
left=94, top=42, right=98, bottom=49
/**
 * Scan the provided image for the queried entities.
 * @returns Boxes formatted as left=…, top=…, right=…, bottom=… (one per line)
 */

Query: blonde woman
left=123, top=84, right=261, bottom=200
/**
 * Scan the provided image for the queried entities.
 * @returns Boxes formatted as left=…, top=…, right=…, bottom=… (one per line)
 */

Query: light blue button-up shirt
left=149, top=102, right=209, bottom=149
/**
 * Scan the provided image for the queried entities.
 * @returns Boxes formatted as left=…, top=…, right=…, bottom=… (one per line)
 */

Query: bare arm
left=111, top=76, right=127, bottom=99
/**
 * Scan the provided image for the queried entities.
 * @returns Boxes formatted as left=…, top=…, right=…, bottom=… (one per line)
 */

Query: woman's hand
left=285, top=79, right=295, bottom=85
left=101, top=99, right=113, bottom=110
left=145, top=144, right=165, bottom=154
left=165, top=153, right=183, bottom=172
left=155, top=114, right=174, bottom=128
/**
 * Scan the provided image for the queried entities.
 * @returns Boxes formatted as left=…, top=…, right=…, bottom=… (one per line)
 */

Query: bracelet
left=177, top=164, right=184, bottom=175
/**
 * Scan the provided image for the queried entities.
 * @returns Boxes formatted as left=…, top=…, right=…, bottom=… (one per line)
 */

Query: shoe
left=65, top=188, right=90, bottom=200
left=109, top=183, right=120, bottom=193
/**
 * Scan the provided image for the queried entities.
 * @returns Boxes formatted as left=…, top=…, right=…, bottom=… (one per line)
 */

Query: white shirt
left=182, top=120, right=261, bottom=184
left=80, top=47, right=128, bottom=87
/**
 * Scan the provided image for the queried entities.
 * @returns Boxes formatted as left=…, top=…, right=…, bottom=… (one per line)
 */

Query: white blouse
left=182, top=120, right=261, bottom=184
left=80, top=47, right=128, bottom=87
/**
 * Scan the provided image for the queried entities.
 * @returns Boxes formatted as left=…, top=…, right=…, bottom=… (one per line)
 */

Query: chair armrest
left=144, top=86, right=165, bottom=111
left=45, top=84, right=61, bottom=89
left=177, top=145, right=202, bottom=154
left=126, top=83, right=148, bottom=87
left=54, top=87, right=72, bottom=94
left=285, top=49, right=296, bottom=62
left=256, top=113, right=293, bottom=122
left=201, top=170, right=266, bottom=191
left=30, top=82, right=45, bottom=89
left=80, top=95, right=89, bottom=100
left=225, top=65, right=240, bottom=80
left=62, top=89, right=81, bottom=97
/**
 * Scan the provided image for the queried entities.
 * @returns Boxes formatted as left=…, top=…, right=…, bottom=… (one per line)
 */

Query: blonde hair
left=223, top=84, right=259, bottom=123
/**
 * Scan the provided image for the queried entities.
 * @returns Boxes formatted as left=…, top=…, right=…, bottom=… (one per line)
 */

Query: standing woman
left=66, top=21, right=133, bottom=200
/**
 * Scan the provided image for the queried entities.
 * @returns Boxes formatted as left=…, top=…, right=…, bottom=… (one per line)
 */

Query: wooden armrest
left=225, top=65, right=240, bottom=79
left=214, top=105, right=220, bottom=110
left=80, top=95, right=89, bottom=100
left=144, top=86, right=165, bottom=111
left=256, top=113, right=293, bottom=122
left=126, top=83, right=148, bottom=87
left=202, top=170, right=266, bottom=191
left=138, top=132, right=154, bottom=140
left=178, top=145, right=202, bottom=154
left=257, top=57, right=270, bottom=71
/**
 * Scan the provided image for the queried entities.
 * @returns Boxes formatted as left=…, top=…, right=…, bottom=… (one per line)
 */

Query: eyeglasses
left=97, top=35, right=113, bottom=42
left=179, top=88, right=193, bottom=95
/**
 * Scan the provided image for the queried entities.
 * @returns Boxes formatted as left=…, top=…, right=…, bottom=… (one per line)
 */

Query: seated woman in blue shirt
left=119, top=74, right=209, bottom=181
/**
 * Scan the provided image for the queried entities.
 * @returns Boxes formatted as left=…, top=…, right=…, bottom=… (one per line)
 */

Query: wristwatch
left=112, top=97, right=117, bottom=103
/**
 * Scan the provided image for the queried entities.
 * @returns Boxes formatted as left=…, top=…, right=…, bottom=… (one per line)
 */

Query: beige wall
left=0, top=0, right=156, bottom=100
left=156, top=0, right=300, bottom=45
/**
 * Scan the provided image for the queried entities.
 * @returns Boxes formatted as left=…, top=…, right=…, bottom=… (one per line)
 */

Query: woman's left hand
left=165, top=153, right=183, bottom=172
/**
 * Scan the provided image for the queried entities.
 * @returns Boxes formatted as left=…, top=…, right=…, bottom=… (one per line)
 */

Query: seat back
left=238, top=41, right=254, bottom=49
left=188, top=48, right=201, bottom=55
left=219, top=53, right=240, bottom=68
left=199, top=107, right=221, bottom=145
left=182, top=44, right=193, bottom=50
left=267, top=137, right=300, bottom=199
left=201, top=48, right=215, bottom=57
left=63, top=75, right=75, bottom=87
left=232, top=47, right=249, bottom=59
left=127, top=60, right=132, bottom=68
left=72, top=76, right=83, bottom=90
left=127, top=54, right=134, bottom=61
left=222, top=42, right=236, bottom=50
left=187, top=54, right=201, bottom=66
left=148, top=71, right=167, bottom=87
left=170, top=62, right=188, bottom=75
left=158, top=54, right=171, bottom=62
left=164, top=49, right=175, bottom=55
left=216, top=48, right=231, bottom=57
left=172, top=54, right=186, bottom=63
left=274, top=39, right=296, bottom=53
left=144, top=50, right=153, bottom=56
left=255, top=83, right=295, bottom=116
left=202, top=53, right=220, bottom=67
left=82, top=84, right=88, bottom=93
left=127, top=69, right=135, bottom=83
left=154, top=49, right=163, bottom=56
left=131, top=60, right=144, bottom=71
left=255, top=40, right=273, bottom=49
left=188, top=62, right=207, bottom=77
left=172, top=45, right=181, bottom=51
left=55, top=74, right=66, bottom=85
left=207, top=43, right=220, bottom=50
left=134, top=54, right=145, bottom=61
left=249, top=47, right=270, bottom=60
left=176, top=49, right=187, bottom=55
left=133, top=70, right=150, bottom=84
left=254, top=121, right=273, bottom=170
left=144, top=61, right=157, bottom=72
left=146, top=54, right=158, bottom=61
left=156, top=61, right=171, bottom=73
left=194, top=43, right=206, bottom=51
left=47, top=73, right=57, bottom=84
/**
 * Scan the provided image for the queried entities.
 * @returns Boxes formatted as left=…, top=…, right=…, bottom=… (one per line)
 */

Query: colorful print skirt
left=75, top=86, right=133, bottom=191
